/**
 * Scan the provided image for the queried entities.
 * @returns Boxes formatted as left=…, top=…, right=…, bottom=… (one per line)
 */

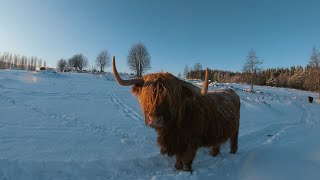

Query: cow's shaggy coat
left=112, top=56, right=240, bottom=171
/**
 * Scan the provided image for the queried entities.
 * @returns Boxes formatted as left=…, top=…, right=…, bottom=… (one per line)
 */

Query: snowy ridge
left=0, top=70, right=320, bottom=180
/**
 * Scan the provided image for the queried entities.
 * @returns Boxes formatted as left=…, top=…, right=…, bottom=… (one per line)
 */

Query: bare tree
left=309, top=46, right=320, bottom=67
left=21, top=56, right=27, bottom=70
left=57, top=59, right=67, bottom=72
left=184, top=64, right=189, bottom=79
left=243, top=49, right=263, bottom=91
left=96, top=50, right=111, bottom=72
left=7, top=53, right=12, bottom=69
left=68, top=57, right=77, bottom=70
left=68, top=53, right=88, bottom=70
left=78, top=56, right=88, bottom=70
left=30, top=57, right=35, bottom=71
left=34, top=57, right=37, bottom=71
left=0, top=52, right=12, bottom=69
left=193, top=63, right=202, bottom=80
left=38, top=59, right=42, bottom=69
left=177, top=73, right=182, bottom=79
left=127, top=43, right=151, bottom=77
left=13, top=54, right=18, bottom=69
left=308, top=46, right=320, bottom=99
left=0, top=53, right=3, bottom=69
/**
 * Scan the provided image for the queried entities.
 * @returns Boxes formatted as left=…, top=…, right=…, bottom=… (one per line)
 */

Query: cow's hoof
left=182, top=165, right=193, bottom=173
left=160, top=148, right=167, bottom=155
left=175, top=163, right=183, bottom=170
left=211, top=150, right=220, bottom=157
left=230, top=149, right=237, bottom=154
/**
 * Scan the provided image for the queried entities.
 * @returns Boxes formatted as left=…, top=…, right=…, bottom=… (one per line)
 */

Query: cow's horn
left=201, top=68, right=209, bottom=94
left=112, top=56, right=144, bottom=86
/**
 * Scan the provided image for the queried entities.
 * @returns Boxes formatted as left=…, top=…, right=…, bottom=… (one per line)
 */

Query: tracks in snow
left=247, top=101, right=315, bottom=147
left=300, top=103, right=313, bottom=125
left=194, top=100, right=319, bottom=174
left=0, top=84, right=150, bottom=149
left=109, top=93, right=144, bottom=125
left=266, top=102, right=315, bottom=145
left=108, top=92, right=151, bottom=145
left=0, top=89, right=119, bottom=144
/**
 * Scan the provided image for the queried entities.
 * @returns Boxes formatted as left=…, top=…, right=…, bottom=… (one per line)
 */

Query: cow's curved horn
left=112, top=56, right=144, bottom=86
left=201, top=68, right=209, bottom=94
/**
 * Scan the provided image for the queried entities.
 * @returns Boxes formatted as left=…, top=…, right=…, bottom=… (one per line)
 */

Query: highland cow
left=112, top=56, right=240, bottom=172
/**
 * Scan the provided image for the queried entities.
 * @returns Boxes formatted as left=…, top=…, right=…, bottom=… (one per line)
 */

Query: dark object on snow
left=308, top=96, right=313, bottom=103
left=112, top=56, right=240, bottom=172
left=40, top=67, right=46, bottom=71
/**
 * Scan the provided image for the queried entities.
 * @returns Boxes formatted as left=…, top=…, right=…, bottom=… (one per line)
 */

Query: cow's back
left=199, top=89, right=240, bottom=145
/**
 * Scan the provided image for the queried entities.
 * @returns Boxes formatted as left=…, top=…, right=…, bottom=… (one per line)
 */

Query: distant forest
left=187, top=66, right=319, bottom=92
left=1, top=46, right=319, bottom=94
left=0, top=52, right=46, bottom=71
left=186, top=47, right=320, bottom=93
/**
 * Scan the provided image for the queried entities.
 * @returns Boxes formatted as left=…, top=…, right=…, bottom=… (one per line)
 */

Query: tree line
left=185, top=47, right=320, bottom=96
left=0, top=52, right=46, bottom=71
left=2, top=44, right=318, bottom=97
left=1, top=42, right=152, bottom=78
left=57, top=42, right=151, bottom=77
left=57, top=53, right=89, bottom=72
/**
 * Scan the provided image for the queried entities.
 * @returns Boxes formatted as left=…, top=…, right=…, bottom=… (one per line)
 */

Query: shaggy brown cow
left=112, top=56, right=240, bottom=172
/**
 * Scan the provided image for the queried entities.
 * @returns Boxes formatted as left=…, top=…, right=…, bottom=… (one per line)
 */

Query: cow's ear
left=132, top=84, right=142, bottom=96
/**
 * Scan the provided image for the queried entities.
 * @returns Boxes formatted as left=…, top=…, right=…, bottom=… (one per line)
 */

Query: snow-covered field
left=0, top=70, right=319, bottom=180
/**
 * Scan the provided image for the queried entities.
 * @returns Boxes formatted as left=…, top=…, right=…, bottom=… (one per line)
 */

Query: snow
left=0, top=70, right=320, bottom=180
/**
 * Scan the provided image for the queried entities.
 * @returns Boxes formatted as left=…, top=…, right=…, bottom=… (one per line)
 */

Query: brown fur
left=131, top=72, right=240, bottom=171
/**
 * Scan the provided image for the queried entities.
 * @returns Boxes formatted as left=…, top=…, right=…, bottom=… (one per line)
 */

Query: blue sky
left=1, top=0, right=320, bottom=75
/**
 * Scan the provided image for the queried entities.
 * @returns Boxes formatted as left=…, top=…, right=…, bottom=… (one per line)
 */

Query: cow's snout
left=147, top=116, right=165, bottom=128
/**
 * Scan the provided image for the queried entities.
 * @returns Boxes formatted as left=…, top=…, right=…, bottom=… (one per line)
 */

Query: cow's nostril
left=147, top=116, right=154, bottom=125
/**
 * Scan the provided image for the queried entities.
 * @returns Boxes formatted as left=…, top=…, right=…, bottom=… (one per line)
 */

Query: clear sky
left=1, top=0, right=320, bottom=75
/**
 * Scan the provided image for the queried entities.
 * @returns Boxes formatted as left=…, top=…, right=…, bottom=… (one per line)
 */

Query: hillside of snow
left=0, top=70, right=319, bottom=180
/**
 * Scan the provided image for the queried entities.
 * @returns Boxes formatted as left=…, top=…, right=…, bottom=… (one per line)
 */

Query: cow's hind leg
left=211, top=145, right=220, bottom=157
left=230, top=131, right=238, bottom=154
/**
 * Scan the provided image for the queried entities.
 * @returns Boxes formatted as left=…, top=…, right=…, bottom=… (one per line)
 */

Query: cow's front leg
left=175, top=154, right=183, bottom=170
left=181, top=146, right=197, bottom=172
left=174, top=147, right=198, bottom=172
left=160, top=147, right=167, bottom=155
